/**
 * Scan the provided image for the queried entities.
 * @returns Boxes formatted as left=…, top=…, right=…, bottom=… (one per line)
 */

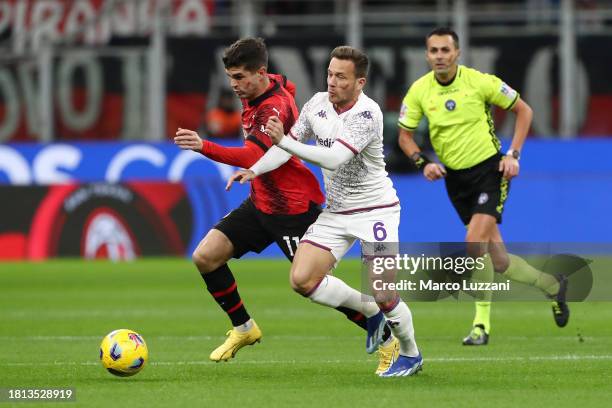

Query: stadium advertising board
left=1, top=36, right=611, bottom=142
left=0, top=182, right=194, bottom=260
left=1, top=139, right=612, bottom=261
left=0, top=142, right=236, bottom=260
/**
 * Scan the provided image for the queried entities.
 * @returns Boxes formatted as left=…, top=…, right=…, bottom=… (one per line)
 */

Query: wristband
left=410, top=152, right=432, bottom=170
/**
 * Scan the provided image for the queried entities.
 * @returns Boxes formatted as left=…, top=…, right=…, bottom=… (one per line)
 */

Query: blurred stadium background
left=2, top=2, right=612, bottom=406
left=1, top=0, right=611, bottom=261
left=0, top=0, right=612, bottom=259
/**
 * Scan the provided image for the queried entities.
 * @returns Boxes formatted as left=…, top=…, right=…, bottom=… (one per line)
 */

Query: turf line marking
left=4, top=355, right=612, bottom=367
left=0, top=335, right=603, bottom=341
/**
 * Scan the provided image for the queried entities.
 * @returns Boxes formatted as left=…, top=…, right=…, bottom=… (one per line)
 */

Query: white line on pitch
left=3, top=355, right=612, bottom=367
left=0, top=335, right=602, bottom=341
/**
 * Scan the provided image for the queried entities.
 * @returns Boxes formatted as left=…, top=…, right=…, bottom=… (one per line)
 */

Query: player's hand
left=174, top=128, right=204, bottom=151
left=499, top=156, right=519, bottom=180
left=423, top=163, right=446, bottom=181
left=225, top=169, right=256, bottom=191
left=265, top=116, right=285, bottom=144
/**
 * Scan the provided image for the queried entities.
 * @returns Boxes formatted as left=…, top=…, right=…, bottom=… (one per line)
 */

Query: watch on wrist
left=506, top=149, right=521, bottom=160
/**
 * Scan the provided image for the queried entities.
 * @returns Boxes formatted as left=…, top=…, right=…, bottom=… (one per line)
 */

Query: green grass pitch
left=1, top=259, right=611, bottom=407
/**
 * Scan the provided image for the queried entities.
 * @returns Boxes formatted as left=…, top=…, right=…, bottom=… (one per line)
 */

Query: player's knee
left=491, top=253, right=510, bottom=273
left=289, top=269, right=316, bottom=296
left=289, top=275, right=309, bottom=295
left=192, top=249, right=218, bottom=273
left=191, top=249, right=207, bottom=269
left=376, top=297, right=398, bottom=311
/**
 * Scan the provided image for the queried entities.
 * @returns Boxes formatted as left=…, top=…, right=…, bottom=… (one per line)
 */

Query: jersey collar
left=331, top=92, right=361, bottom=115
left=434, top=65, right=461, bottom=87
left=247, top=78, right=280, bottom=107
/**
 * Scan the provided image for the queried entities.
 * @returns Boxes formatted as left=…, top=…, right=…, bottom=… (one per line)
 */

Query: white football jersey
left=289, top=92, right=398, bottom=213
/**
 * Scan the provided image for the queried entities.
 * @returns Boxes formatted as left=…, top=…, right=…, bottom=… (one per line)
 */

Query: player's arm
left=250, top=145, right=292, bottom=175
left=397, top=87, right=446, bottom=181
left=280, top=134, right=354, bottom=171
left=174, top=127, right=264, bottom=168
left=265, top=116, right=353, bottom=170
left=398, top=128, right=446, bottom=181
left=224, top=101, right=299, bottom=189
left=225, top=146, right=292, bottom=190
left=509, top=98, right=533, bottom=152
left=484, top=76, right=532, bottom=180
left=499, top=98, right=533, bottom=180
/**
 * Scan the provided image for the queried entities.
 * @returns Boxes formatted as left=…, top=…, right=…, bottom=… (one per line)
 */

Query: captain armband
left=410, top=152, right=433, bottom=170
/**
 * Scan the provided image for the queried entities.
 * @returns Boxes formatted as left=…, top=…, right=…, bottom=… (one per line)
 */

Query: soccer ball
left=99, top=329, right=148, bottom=377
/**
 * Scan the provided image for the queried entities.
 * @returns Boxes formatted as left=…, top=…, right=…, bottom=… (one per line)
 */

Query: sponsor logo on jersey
left=316, top=110, right=327, bottom=119
left=358, top=111, right=373, bottom=120
left=316, top=137, right=334, bottom=148
left=439, top=88, right=459, bottom=96
left=445, top=99, right=456, bottom=111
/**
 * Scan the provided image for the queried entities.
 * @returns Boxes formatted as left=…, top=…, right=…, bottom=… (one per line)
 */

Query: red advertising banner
left=0, top=182, right=193, bottom=260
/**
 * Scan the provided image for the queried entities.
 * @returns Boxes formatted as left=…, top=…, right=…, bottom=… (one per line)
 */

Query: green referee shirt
left=398, top=65, right=519, bottom=170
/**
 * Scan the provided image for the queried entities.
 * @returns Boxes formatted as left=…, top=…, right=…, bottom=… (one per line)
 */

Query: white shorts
left=300, top=204, right=400, bottom=262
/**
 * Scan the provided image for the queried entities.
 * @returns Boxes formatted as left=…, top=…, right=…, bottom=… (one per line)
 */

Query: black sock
left=335, top=306, right=367, bottom=330
left=335, top=307, right=392, bottom=342
left=201, top=264, right=250, bottom=327
left=382, top=324, right=391, bottom=342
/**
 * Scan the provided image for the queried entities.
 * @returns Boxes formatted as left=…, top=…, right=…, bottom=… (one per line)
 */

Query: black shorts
left=444, top=153, right=510, bottom=225
left=214, top=198, right=321, bottom=261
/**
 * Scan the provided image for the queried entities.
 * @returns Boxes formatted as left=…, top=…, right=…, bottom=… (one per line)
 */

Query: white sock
left=381, top=336, right=395, bottom=347
left=383, top=300, right=418, bottom=357
left=234, top=319, right=253, bottom=332
left=309, top=275, right=379, bottom=318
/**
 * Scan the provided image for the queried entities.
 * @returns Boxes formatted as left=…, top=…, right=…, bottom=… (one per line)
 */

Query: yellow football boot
left=374, top=337, right=399, bottom=375
left=209, top=321, right=262, bottom=362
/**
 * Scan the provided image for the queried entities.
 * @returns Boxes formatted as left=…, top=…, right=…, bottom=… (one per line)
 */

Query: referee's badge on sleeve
left=500, top=82, right=517, bottom=101
left=399, top=103, right=408, bottom=120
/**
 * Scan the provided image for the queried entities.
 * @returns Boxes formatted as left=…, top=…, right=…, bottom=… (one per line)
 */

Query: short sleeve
left=289, top=96, right=315, bottom=143
left=482, top=73, right=520, bottom=110
left=337, top=109, right=380, bottom=154
left=398, top=85, right=423, bottom=131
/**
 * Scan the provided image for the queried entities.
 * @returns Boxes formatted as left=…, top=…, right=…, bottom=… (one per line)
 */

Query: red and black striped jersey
left=201, top=74, right=324, bottom=215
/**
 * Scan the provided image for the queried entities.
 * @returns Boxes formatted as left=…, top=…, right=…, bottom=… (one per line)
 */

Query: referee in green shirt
left=398, top=27, right=569, bottom=345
